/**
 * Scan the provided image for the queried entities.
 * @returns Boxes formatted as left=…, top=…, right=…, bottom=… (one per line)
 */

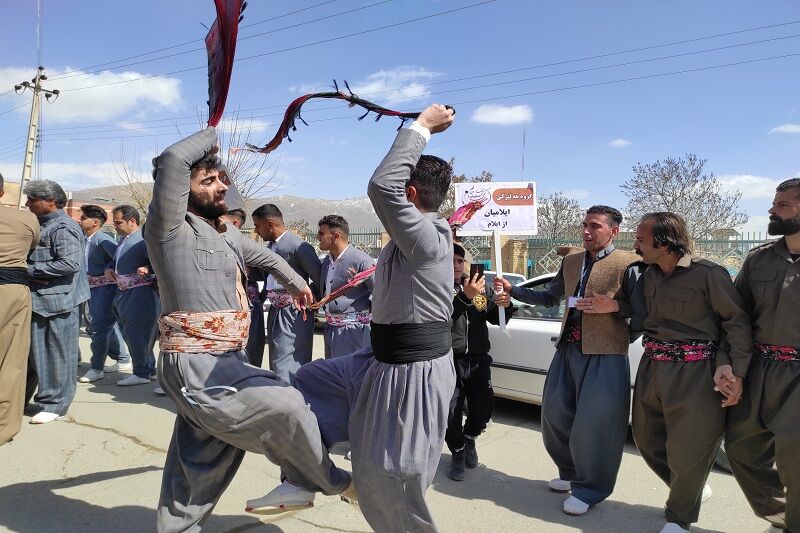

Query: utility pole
left=14, top=66, right=59, bottom=208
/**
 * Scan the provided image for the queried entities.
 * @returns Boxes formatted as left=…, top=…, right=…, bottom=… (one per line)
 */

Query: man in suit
left=23, top=179, right=90, bottom=425
left=251, top=204, right=321, bottom=383
left=78, top=204, right=130, bottom=383
left=0, top=173, right=40, bottom=442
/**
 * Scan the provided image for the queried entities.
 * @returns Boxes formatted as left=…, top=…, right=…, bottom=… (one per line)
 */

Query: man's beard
left=767, top=214, right=800, bottom=236
left=188, top=190, right=226, bottom=220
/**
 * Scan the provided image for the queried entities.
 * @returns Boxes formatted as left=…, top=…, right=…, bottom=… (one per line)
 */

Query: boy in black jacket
left=447, top=242, right=514, bottom=481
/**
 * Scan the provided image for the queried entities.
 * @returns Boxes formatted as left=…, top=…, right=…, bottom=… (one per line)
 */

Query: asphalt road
left=0, top=333, right=767, bottom=532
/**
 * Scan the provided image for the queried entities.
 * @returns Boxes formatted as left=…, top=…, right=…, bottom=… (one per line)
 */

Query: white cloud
left=471, top=104, right=533, bottom=125
left=717, top=174, right=783, bottom=200
left=0, top=160, right=149, bottom=191
left=328, top=137, right=348, bottom=145
left=562, top=189, right=590, bottom=200
left=608, top=138, right=631, bottom=148
left=288, top=83, right=330, bottom=94
left=770, top=124, right=800, bottom=134
left=737, top=215, right=772, bottom=235
left=0, top=67, right=183, bottom=124
left=216, top=118, right=270, bottom=134
left=289, top=67, right=442, bottom=105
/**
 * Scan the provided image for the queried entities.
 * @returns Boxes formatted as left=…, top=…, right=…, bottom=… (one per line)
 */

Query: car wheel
left=714, top=441, right=732, bottom=473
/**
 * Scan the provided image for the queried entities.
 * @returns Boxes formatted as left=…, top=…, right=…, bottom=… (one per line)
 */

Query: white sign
left=454, top=181, right=537, bottom=236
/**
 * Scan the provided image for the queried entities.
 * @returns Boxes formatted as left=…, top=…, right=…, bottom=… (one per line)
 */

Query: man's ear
left=611, top=225, right=620, bottom=237
left=406, top=185, right=418, bottom=203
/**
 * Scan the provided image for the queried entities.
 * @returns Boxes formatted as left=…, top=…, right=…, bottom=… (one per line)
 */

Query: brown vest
left=558, top=248, right=640, bottom=355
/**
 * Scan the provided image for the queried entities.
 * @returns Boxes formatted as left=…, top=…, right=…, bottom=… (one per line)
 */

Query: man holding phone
left=446, top=242, right=513, bottom=481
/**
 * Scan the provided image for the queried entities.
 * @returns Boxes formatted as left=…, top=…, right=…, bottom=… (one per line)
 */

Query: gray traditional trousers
left=267, top=304, right=314, bottom=384
left=632, top=358, right=725, bottom=530
left=294, top=348, right=456, bottom=533
left=726, top=356, right=800, bottom=531
left=113, top=286, right=159, bottom=379
left=26, top=307, right=80, bottom=415
left=156, top=349, right=351, bottom=533
left=88, top=284, right=129, bottom=370
left=542, top=341, right=631, bottom=506
left=324, top=322, right=371, bottom=359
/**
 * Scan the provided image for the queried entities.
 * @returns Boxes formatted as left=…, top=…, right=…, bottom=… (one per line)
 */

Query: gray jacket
left=266, top=230, right=321, bottom=294
left=320, top=245, right=374, bottom=314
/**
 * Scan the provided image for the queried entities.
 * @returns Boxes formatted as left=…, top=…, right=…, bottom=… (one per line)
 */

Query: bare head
left=581, top=205, right=622, bottom=255
left=634, top=212, right=692, bottom=265
left=79, top=204, right=108, bottom=235
left=405, top=155, right=452, bottom=213
left=768, top=178, right=800, bottom=237
left=251, top=204, right=285, bottom=241
left=224, top=208, right=246, bottom=229
left=188, top=152, right=228, bottom=220
left=317, top=214, right=349, bottom=252
left=112, top=205, right=141, bottom=236
left=23, top=179, right=67, bottom=217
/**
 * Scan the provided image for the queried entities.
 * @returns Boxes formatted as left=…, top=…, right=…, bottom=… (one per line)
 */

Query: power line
left=0, top=102, right=31, bottom=117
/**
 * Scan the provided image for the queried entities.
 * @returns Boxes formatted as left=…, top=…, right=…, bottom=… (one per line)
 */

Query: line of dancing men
left=0, top=105, right=798, bottom=532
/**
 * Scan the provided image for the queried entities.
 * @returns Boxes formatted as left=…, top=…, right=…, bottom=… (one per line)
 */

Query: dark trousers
left=445, top=353, right=494, bottom=452
left=245, top=306, right=265, bottom=368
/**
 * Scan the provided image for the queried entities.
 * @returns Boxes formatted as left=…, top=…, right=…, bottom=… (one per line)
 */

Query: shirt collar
left=272, top=230, right=288, bottom=244
left=586, top=243, right=616, bottom=262
left=38, top=209, right=65, bottom=223
left=772, top=237, right=796, bottom=262
left=676, top=254, right=694, bottom=268
left=330, top=244, right=350, bottom=263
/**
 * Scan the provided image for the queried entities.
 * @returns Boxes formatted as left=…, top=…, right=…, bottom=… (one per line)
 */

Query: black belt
left=371, top=321, right=452, bottom=364
left=0, top=267, right=28, bottom=286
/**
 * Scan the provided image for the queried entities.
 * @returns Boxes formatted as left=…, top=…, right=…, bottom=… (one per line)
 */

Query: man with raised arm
left=144, top=127, right=352, bottom=532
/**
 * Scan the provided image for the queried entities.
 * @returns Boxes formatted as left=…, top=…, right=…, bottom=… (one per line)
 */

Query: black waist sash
left=0, top=267, right=29, bottom=286
left=371, top=321, right=452, bottom=364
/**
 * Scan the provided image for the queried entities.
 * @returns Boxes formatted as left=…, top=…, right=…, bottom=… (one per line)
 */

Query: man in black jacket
left=447, top=242, right=514, bottom=481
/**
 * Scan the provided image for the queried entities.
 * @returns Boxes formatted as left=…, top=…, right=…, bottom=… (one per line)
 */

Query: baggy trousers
left=0, top=285, right=32, bottom=444
left=113, top=286, right=159, bottom=379
left=267, top=304, right=314, bottom=384
left=632, top=358, right=724, bottom=529
left=542, top=341, right=630, bottom=506
left=25, top=307, right=81, bottom=415
left=323, top=322, right=371, bottom=359
left=88, top=284, right=129, bottom=370
left=156, top=350, right=351, bottom=533
left=445, top=353, right=494, bottom=453
left=294, top=348, right=456, bottom=533
left=245, top=305, right=265, bottom=368
left=726, top=355, right=800, bottom=532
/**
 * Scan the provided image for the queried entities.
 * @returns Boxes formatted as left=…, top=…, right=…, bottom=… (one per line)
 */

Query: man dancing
left=144, top=127, right=352, bottom=532
left=253, top=103, right=456, bottom=533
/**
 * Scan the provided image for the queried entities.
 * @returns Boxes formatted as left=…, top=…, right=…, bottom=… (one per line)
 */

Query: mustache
left=769, top=215, right=782, bottom=222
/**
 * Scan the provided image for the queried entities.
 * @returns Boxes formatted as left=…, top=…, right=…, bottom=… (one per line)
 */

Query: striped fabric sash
left=643, top=336, right=718, bottom=362
left=115, top=273, right=156, bottom=291
left=266, top=289, right=294, bottom=309
left=88, top=274, right=115, bottom=288
left=159, top=309, right=251, bottom=354
left=755, top=343, right=800, bottom=362
left=325, top=310, right=372, bottom=327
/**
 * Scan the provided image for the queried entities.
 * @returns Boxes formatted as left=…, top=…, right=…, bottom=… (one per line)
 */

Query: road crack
left=64, top=416, right=167, bottom=454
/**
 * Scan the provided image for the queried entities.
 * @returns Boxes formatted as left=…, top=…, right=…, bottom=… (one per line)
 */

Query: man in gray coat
left=145, top=127, right=352, bottom=532
left=252, top=104, right=456, bottom=533
left=23, top=179, right=90, bottom=425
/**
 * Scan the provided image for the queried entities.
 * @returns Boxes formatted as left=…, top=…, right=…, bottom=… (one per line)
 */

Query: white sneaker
left=245, top=481, right=315, bottom=512
left=154, top=386, right=166, bottom=396
left=562, top=495, right=590, bottom=516
left=548, top=478, right=572, bottom=493
left=29, top=412, right=63, bottom=424
left=149, top=373, right=158, bottom=381
left=660, top=523, right=690, bottom=533
left=116, top=375, right=151, bottom=386
left=344, top=450, right=351, bottom=460
left=701, top=483, right=713, bottom=502
left=79, top=369, right=104, bottom=383
left=104, top=362, right=132, bottom=372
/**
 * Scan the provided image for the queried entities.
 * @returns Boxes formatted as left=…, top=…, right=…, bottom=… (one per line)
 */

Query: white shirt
left=264, top=230, right=289, bottom=291
left=325, top=244, right=351, bottom=297
left=84, top=231, right=96, bottom=273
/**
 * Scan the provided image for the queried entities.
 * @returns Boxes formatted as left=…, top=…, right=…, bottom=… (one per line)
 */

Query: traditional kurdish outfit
left=0, top=206, right=39, bottom=443
left=726, top=238, right=800, bottom=532
left=85, top=230, right=129, bottom=371
left=632, top=255, right=752, bottom=530
left=25, top=210, right=90, bottom=416
left=292, top=125, right=456, bottom=532
left=112, top=229, right=159, bottom=380
left=510, top=245, right=642, bottom=507
left=244, top=266, right=266, bottom=368
left=320, top=244, right=374, bottom=358
left=145, top=127, right=349, bottom=532
left=264, top=230, right=320, bottom=383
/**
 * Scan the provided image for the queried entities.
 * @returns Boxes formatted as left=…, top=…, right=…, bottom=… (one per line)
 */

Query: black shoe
left=448, top=451, right=466, bottom=481
left=464, top=438, right=478, bottom=468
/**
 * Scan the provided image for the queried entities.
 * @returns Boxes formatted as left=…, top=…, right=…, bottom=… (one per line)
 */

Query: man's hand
left=494, top=292, right=511, bottom=308
left=104, top=268, right=117, bottom=281
left=416, top=104, right=455, bottom=134
left=493, top=276, right=512, bottom=294
left=137, top=266, right=150, bottom=278
left=463, top=273, right=486, bottom=300
left=713, top=364, right=743, bottom=407
left=577, top=292, right=619, bottom=314
left=292, top=286, right=314, bottom=311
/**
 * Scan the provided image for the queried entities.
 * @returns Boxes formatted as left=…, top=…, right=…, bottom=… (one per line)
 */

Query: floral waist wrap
left=755, top=343, right=800, bottom=362
left=266, top=290, right=294, bottom=309
left=159, top=310, right=250, bottom=354
left=326, top=310, right=372, bottom=327
left=643, top=336, right=718, bottom=362
left=563, top=326, right=582, bottom=344
left=88, top=274, right=115, bottom=288
left=116, top=273, right=156, bottom=291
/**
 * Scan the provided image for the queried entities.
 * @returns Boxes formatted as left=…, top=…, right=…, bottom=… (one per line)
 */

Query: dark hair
left=252, top=203, right=283, bottom=221
left=318, top=214, right=349, bottom=238
left=190, top=152, right=223, bottom=175
left=0, top=171, right=4, bottom=191
left=586, top=205, right=623, bottom=227
left=112, top=204, right=141, bottom=225
left=80, top=204, right=108, bottom=224
left=226, top=208, right=246, bottom=226
left=641, top=212, right=692, bottom=255
left=776, top=178, right=800, bottom=198
left=407, top=155, right=452, bottom=211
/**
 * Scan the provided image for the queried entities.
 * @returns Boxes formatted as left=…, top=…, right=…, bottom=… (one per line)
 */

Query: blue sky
left=1, top=0, right=798, bottom=233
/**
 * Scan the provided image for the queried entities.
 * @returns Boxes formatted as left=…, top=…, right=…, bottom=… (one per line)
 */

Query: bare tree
left=111, top=145, right=154, bottom=216
left=620, top=154, right=747, bottom=240
left=537, top=192, right=584, bottom=240
left=439, top=158, right=494, bottom=219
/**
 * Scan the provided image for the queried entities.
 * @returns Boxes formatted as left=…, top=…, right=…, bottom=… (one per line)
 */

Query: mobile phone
left=469, top=263, right=485, bottom=280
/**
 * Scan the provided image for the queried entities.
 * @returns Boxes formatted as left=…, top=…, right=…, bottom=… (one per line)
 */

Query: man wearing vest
left=725, top=178, right=800, bottom=533
left=632, top=211, right=752, bottom=533
left=495, top=205, right=641, bottom=516
left=495, top=205, right=642, bottom=517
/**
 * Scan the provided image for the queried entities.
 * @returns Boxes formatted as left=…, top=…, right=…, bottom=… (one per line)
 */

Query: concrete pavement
left=0, top=332, right=767, bottom=532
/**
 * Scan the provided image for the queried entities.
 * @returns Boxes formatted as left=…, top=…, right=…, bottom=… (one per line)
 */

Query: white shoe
left=116, top=375, right=151, bottom=386
left=154, top=386, right=166, bottom=396
left=29, top=412, right=63, bottom=424
left=548, top=478, right=572, bottom=493
left=660, top=523, right=690, bottom=533
left=701, top=483, right=713, bottom=502
left=344, top=450, right=351, bottom=460
left=562, top=495, right=590, bottom=516
left=245, top=481, right=315, bottom=512
left=79, top=369, right=104, bottom=383
left=149, top=373, right=158, bottom=381
left=104, top=361, right=132, bottom=372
